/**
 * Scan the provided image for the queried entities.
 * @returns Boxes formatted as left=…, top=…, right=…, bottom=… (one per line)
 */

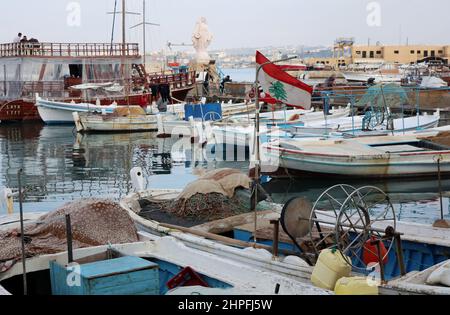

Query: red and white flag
left=256, top=51, right=313, bottom=109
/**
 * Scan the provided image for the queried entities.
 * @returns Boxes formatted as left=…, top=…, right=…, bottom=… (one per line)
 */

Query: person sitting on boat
left=220, top=75, right=232, bottom=94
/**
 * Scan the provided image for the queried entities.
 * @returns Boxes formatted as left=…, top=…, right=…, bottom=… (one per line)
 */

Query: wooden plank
left=192, top=210, right=278, bottom=234
left=160, top=222, right=276, bottom=251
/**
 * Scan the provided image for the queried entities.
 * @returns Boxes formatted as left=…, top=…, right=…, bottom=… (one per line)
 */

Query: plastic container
left=334, top=277, right=379, bottom=295
left=184, top=103, right=222, bottom=121
left=311, top=249, right=352, bottom=290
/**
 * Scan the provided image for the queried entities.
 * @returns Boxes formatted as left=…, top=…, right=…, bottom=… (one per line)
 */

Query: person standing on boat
left=362, top=102, right=373, bottom=131
left=203, top=71, right=211, bottom=96
left=220, top=75, right=232, bottom=94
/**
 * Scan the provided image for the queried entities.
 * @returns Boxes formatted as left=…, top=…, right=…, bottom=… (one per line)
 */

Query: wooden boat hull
left=77, top=115, right=158, bottom=132
left=264, top=137, right=450, bottom=178
left=36, top=99, right=117, bottom=125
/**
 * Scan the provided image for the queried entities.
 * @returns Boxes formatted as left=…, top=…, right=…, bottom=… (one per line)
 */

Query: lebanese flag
left=256, top=51, right=313, bottom=109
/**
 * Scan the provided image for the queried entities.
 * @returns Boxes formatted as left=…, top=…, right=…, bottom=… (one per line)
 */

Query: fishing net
left=356, top=84, right=411, bottom=109
left=139, top=169, right=252, bottom=226
left=0, top=199, right=139, bottom=272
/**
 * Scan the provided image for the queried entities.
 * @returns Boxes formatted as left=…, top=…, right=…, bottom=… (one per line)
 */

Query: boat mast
left=130, top=0, right=160, bottom=66
left=122, top=0, right=126, bottom=56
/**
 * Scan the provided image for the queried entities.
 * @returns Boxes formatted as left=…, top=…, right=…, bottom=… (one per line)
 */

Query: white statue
left=192, top=17, right=213, bottom=64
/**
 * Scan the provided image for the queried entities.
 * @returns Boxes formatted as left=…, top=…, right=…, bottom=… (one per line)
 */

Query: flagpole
left=252, top=55, right=297, bottom=246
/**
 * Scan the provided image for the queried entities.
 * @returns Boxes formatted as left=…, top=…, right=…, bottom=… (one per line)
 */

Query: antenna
left=130, top=0, right=160, bottom=65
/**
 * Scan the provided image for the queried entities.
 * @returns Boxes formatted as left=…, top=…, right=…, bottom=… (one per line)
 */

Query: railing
left=146, top=71, right=197, bottom=89
left=0, top=42, right=140, bottom=58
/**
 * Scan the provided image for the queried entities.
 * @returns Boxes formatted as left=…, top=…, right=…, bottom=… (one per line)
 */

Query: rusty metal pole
left=394, top=233, right=407, bottom=276
left=65, top=214, right=74, bottom=264
left=270, top=220, right=280, bottom=258
left=438, top=157, right=444, bottom=221
left=18, top=169, right=27, bottom=295
left=373, top=240, right=385, bottom=283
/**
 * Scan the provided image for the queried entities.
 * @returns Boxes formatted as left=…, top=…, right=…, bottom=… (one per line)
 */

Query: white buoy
left=73, top=112, right=84, bottom=133
left=157, top=114, right=165, bottom=137
left=130, top=167, right=145, bottom=193
left=0, top=187, right=15, bottom=214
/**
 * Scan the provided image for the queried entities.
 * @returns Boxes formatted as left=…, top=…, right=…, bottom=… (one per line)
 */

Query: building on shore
left=305, top=40, right=450, bottom=68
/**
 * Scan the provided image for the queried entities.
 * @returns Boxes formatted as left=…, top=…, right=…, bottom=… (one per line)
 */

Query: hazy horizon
left=1, top=0, right=449, bottom=52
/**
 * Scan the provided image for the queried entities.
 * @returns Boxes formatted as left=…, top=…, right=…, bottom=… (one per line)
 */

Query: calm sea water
left=220, top=68, right=255, bottom=82
left=0, top=123, right=449, bottom=224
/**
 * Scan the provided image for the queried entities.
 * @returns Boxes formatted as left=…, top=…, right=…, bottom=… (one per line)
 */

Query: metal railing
left=0, top=42, right=140, bottom=58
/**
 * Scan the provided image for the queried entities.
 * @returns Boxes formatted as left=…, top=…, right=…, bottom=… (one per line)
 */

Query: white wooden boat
left=36, top=97, right=117, bottom=125
left=73, top=107, right=178, bottom=133
left=119, top=186, right=450, bottom=295
left=381, top=259, right=450, bottom=295
left=263, top=134, right=450, bottom=178
left=212, top=106, right=351, bottom=148
left=301, top=111, right=440, bottom=132
left=0, top=213, right=328, bottom=295
left=343, top=72, right=403, bottom=84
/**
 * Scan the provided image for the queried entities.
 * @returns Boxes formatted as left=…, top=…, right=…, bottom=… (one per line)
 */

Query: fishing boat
left=342, top=63, right=403, bottom=84
left=119, top=175, right=450, bottom=295
left=262, top=132, right=450, bottom=178
left=0, top=209, right=327, bottom=295
left=73, top=106, right=178, bottom=133
left=0, top=42, right=195, bottom=124
left=36, top=96, right=118, bottom=125
left=211, top=105, right=351, bottom=148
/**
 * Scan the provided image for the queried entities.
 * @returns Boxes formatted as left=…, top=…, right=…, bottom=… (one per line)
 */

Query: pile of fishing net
left=0, top=199, right=139, bottom=272
left=139, top=169, right=252, bottom=224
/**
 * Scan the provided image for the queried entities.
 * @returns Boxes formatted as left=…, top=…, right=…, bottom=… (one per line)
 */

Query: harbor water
left=0, top=123, right=449, bottom=224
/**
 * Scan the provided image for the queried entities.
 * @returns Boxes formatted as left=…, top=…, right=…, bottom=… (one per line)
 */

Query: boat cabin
left=0, top=42, right=142, bottom=101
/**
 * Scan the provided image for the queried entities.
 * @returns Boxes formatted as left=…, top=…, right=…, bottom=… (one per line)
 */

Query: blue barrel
left=184, top=103, right=222, bottom=121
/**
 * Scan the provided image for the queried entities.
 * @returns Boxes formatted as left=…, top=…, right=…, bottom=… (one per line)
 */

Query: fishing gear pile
left=0, top=199, right=139, bottom=272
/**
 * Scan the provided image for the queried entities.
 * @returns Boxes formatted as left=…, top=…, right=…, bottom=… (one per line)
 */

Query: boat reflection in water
left=0, top=124, right=196, bottom=212
left=263, top=176, right=450, bottom=224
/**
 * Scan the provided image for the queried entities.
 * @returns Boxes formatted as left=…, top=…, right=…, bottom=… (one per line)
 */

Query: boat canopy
left=0, top=57, right=139, bottom=100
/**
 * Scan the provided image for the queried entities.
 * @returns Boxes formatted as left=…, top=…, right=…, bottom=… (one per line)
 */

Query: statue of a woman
left=192, top=17, right=213, bottom=64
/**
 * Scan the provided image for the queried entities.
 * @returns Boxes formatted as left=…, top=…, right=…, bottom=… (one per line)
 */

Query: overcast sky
left=1, top=0, right=449, bottom=52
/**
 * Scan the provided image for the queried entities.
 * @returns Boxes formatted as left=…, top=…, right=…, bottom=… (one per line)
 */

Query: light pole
left=252, top=55, right=297, bottom=244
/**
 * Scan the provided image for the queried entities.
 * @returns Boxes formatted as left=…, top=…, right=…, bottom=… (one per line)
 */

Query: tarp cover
left=0, top=199, right=139, bottom=272
left=177, top=168, right=251, bottom=200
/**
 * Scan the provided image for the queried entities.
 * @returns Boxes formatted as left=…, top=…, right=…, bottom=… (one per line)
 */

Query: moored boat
left=263, top=133, right=450, bottom=178
left=36, top=97, right=118, bottom=125
left=73, top=106, right=178, bottom=133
